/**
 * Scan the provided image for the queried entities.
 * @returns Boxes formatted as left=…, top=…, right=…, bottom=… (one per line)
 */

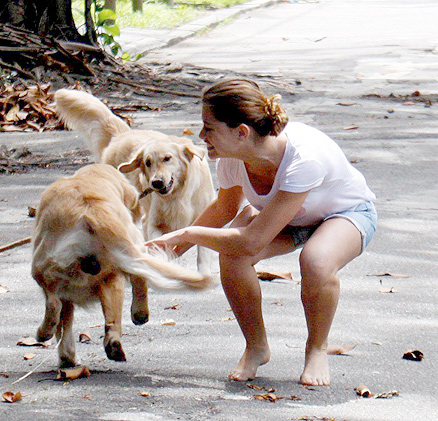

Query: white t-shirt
left=217, top=122, right=376, bottom=226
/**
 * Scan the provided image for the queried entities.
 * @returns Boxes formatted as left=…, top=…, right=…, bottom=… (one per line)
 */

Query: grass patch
left=72, top=0, right=249, bottom=30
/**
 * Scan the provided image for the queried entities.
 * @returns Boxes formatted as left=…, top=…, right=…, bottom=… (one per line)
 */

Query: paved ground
left=1, top=0, right=438, bottom=420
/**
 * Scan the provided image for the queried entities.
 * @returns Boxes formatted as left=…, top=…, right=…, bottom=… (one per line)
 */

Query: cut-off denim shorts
left=284, top=201, right=377, bottom=253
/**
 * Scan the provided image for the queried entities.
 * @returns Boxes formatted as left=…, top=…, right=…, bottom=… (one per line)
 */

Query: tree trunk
left=0, top=0, right=93, bottom=44
left=132, top=0, right=143, bottom=13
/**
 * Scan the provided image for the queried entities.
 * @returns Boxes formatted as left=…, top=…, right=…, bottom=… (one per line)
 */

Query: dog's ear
left=182, top=144, right=206, bottom=162
left=118, top=151, right=144, bottom=174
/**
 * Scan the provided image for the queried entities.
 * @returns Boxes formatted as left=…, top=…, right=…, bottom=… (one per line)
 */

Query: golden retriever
left=32, top=163, right=210, bottom=368
left=54, top=89, right=215, bottom=275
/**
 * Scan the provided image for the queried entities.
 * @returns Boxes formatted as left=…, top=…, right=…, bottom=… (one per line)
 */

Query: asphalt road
left=1, top=0, right=438, bottom=420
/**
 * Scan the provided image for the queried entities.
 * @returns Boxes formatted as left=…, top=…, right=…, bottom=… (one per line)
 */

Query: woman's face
left=199, top=105, right=240, bottom=160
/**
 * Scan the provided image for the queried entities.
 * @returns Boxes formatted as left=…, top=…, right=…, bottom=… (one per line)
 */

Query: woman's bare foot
left=228, top=347, right=270, bottom=381
left=300, top=346, right=330, bottom=386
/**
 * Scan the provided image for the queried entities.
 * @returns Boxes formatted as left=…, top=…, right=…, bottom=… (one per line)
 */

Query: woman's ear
left=237, top=124, right=250, bottom=141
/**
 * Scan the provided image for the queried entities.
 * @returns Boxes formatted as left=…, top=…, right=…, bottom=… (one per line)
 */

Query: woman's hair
left=202, top=79, right=289, bottom=137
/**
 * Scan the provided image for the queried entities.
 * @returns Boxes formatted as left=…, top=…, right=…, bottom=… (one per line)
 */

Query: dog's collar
left=139, top=188, right=153, bottom=199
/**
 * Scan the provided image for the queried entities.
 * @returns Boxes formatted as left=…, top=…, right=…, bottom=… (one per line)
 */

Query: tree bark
left=0, top=0, right=92, bottom=43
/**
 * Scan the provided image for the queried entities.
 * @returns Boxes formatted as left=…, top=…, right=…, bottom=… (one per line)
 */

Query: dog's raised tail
left=113, top=248, right=212, bottom=291
left=55, top=89, right=130, bottom=159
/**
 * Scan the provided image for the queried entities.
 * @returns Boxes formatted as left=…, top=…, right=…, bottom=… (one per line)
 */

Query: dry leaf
left=28, top=206, right=36, bottom=217
left=327, top=344, right=356, bottom=355
left=1, top=373, right=10, bottom=378
left=83, top=395, right=91, bottom=400
left=219, top=317, right=234, bottom=322
left=140, top=391, right=150, bottom=397
left=254, top=392, right=280, bottom=402
left=2, top=391, right=22, bottom=403
left=368, top=272, right=410, bottom=278
left=379, top=287, right=398, bottom=293
left=273, top=301, right=284, bottom=306
left=164, top=304, right=179, bottom=310
left=376, top=390, right=399, bottom=399
left=17, top=336, right=51, bottom=347
left=56, top=366, right=91, bottom=381
left=0, top=285, right=10, bottom=294
left=355, top=384, right=374, bottom=398
left=257, top=271, right=293, bottom=282
left=246, top=383, right=265, bottom=391
left=79, top=332, right=92, bottom=343
left=161, top=319, right=176, bottom=326
left=23, top=352, right=36, bottom=360
left=88, top=323, right=104, bottom=328
left=343, top=125, right=359, bottom=130
left=337, top=102, right=357, bottom=106
left=182, top=128, right=194, bottom=136
left=402, top=349, right=423, bottom=361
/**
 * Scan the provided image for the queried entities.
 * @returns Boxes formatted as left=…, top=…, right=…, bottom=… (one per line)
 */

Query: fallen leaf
left=254, top=392, right=280, bottom=402
left=219, top=317, right=234, bottom=322
left=17, top=336, right=52, bottom=347
left=88, top=323, right=104, bottom=328
left=273, top=301, right=284, bottom=306
left=376, top=390, right=399, bottom=399
left=0, top=285, right=10, bottom=294
left=27, top=206, right=36, bottom=217
left=327, top=344, right=356, bottom=355
left=337, top=102, right=357, bottom=106
left=343, top=125, right=359, bottom=130
left=402, top=349, right=423, bottom=361
left=379, top=287, right=398, bottom=293
left=355, top=384, right=374, bottom=398
left=368, top=272, right=410, bottom=278
left=2, top=391, right=22, bottom=403
left=164, top=304, right=179, bottom=310
left=0, top=373, right=10, bottom=378
left=56, top=366, right=91, bottom=381
left=83, top=395, right=92, bottom=400
left=23, top=352, right=36, bottom=360
left=257, top=271, right=293, bottom=282
left=139, top=391, right=150, bottom=397
left=161, top=319, right=176, bottom=326
left=182, top=128, right=194, bottom=136
left=79, top=332, right=92, bottom=343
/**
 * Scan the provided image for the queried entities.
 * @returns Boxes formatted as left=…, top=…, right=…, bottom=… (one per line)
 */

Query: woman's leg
left=221, top=205, right=298, bottom=381
left=299, top=217, right=362, bottom=386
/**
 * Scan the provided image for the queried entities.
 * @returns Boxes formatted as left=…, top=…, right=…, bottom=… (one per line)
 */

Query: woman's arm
left=149, top=190, right=309, bottom=258
left=148, top=186, right=244, bottom=255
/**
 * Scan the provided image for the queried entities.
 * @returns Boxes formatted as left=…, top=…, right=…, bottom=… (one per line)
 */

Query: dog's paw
left=131, top=311, right=149, bottom=326
left=105, top=341, right=126, bottom=362
left=36, top=329, right=54, bottom=343
left=59, top=356, right=77, bottom=368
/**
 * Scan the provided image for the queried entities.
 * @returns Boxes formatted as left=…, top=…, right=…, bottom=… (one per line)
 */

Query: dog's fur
left=32, top=163, right=210, bottom=368
left=54, top=89, right=215, bottom=274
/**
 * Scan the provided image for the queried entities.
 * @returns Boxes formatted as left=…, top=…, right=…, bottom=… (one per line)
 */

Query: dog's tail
left=55, top=89, right=130, bottom=159
left=48, top=206, right=211, bottom=290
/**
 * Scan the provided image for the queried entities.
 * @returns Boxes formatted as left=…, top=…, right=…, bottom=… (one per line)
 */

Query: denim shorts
left=284, top=201, right=378, bottom=253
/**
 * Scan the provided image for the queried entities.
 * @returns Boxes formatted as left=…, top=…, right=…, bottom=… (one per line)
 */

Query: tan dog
left=32, top=163, right=210, bottom=368
left=54, top=89, right=215, bottom=275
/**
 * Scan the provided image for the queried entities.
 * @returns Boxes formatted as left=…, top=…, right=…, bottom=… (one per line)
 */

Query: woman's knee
left=299, top=246, right=338, bottom=284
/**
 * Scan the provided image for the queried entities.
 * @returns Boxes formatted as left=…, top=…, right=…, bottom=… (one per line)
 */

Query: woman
left=146, top=79, right=377, bottom=386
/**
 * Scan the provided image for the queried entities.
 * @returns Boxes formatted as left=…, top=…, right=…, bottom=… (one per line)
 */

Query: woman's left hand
left=145, top=228, right=191, bottom=256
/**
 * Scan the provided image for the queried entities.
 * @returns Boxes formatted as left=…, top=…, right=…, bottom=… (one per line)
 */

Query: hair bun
left=264, top=94, right=288, bottom=136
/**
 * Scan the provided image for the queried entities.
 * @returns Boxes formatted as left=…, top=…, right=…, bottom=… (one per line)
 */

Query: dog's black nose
left=80, top=254, right=101, bottom=275
left=151, top=179, right=165, bottom=190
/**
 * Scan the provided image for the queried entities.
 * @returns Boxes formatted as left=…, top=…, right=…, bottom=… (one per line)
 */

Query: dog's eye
left=145, top=159, right=151, bottom=167
left=163, top=156, right=171, bottom=162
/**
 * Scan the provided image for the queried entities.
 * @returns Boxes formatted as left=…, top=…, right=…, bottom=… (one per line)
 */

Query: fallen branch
left=0, top=237, right=32, bottom=253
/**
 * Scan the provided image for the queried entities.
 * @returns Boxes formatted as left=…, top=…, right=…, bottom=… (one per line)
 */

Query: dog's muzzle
left=151, top=178, right=174, bottom=195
